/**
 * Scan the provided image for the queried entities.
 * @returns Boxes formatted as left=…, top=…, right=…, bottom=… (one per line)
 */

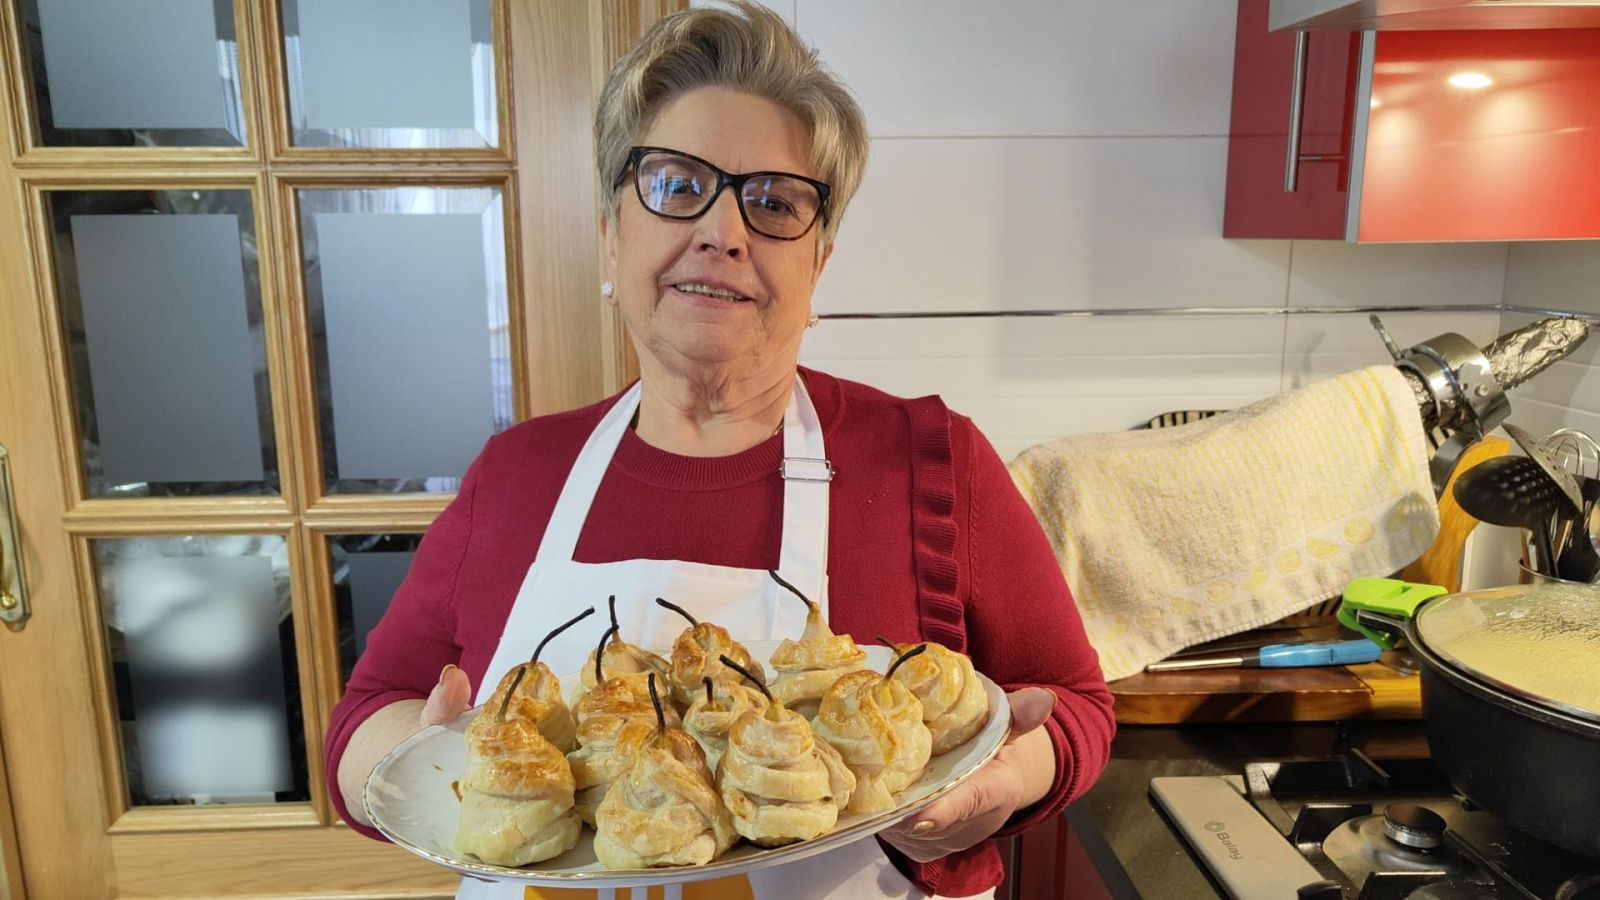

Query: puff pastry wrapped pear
left=594, top=675, right=736, bottom=869
left=882, top=638, right=991, bottom=755
left=682, top=676, right=769, bottom=773
left=454, top=669, right=582, bottom=866
left=715, top=656, right=855, bottom=846
left=765, top=571, right=868, bottom=719
left=811, top=647, right=934, bottom=815
left=578, top=597, right=671, bottom=704
left=568, top=626, right=680, bottom=825
left=479, top=607, right=596, bottom=753
left=657, top=597, right=766, bottom=707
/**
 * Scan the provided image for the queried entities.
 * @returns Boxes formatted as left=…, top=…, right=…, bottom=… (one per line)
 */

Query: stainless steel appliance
left=1151, top=750, right=1600, bottom=899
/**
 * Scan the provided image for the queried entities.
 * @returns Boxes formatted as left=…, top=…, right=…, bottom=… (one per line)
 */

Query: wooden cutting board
left=1109, top=662, right=1420, bottom=724
left=1398, top=436, right=1511, bottom=592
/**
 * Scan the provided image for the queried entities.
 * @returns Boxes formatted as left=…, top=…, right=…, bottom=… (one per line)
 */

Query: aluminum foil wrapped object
left=1404, top=316, right=1593, bottom=428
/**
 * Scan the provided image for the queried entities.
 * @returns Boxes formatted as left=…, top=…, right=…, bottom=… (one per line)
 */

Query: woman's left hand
left=880, top=687, right=1058, bottom=863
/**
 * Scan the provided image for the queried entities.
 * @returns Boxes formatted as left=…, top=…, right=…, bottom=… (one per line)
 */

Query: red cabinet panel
left=1224, top=0, right=1361, bottom=239
left=1358, top=29, right=1600, bottom=241
left=1225, top=2, right=1600, bottom=242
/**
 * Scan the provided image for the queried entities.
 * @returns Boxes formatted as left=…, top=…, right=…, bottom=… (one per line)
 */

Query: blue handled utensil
left=1143, top=639, right=1382, bottom=672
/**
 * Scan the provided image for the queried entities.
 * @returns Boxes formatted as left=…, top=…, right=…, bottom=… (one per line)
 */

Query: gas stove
left=1150, top=750, right=1600, bottom=899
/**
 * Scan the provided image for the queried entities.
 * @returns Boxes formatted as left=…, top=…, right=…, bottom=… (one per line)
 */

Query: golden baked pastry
left=682, top=676, right=769, bottom=773
left=766, top=571, right=868, bottom=719
left=594, top=674, right=736, bottom=869
left=455, top=669, right=582, bottom=866
left=658, top=597, right=766, bottom=708
left=811, top=647, right=934, bottom=815
left=578, top=596, right=671, bottom=704
left=479, top=607, right=596, bottom=753
left=568, top=624, right=679, bottom=826
left=882, top=638, right=991, bottom=755
left=715, top=656, right=856, bottom=846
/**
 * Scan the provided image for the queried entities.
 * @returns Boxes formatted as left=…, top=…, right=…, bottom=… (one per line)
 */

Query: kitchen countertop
left=1064, top=720, right=1431, bottom=898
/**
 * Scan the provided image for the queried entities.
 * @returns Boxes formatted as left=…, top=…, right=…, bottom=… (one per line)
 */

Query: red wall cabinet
left=1224, top=0, right=1600, bottom=241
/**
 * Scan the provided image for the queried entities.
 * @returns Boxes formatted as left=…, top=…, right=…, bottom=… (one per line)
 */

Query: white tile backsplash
left=797, top=0, right=1237, bottom=138
left=1286, top=242, right=1511, bottom=309
left=816, top=137, right=1292, bottom=314
left=1281, top=311, right=1503, bottom=390
left=801, top=315, right=1287, bottom=461
left=1504, top=242, right=1600, bottom=316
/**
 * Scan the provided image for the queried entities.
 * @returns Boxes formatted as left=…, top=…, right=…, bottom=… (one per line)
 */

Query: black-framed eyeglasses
left=616, top=146, right=831, bottom=241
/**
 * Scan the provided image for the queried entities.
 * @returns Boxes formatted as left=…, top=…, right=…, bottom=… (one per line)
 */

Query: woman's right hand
left=422, top=664, right=472, bottom=727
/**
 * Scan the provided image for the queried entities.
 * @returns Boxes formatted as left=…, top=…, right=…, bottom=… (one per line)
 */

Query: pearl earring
left=601, top=281, right=615, bottom=298
left=807, top=314, right=820, bottom=328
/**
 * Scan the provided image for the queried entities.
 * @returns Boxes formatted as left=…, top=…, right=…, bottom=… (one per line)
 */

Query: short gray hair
left=594, top=1, right=869, bottom=246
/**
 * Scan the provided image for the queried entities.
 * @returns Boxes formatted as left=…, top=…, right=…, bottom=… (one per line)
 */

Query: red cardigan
left=326, top=368, right=1114, bottom=897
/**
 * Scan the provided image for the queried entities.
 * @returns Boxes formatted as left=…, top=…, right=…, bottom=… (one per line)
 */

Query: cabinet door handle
left=0, top=445, right=30, bottom=630
left=1285, top=30, right=1310, bottom=192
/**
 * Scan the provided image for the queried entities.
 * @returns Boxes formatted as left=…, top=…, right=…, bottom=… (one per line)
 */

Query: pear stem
left=647, top=673, right=666, bottom=735
left=530, top=606, right=595, bottom=666
left=873, top=634, right=897, bottom=649
left=704, top=677, right=714, bottom=707
left=719, top=654, right=771, bottom=702
left=496, top=665, right=527, bottom=722
left=885, top=643, right=928, bottom=682
left=767, top=570, right=816, bottom=614
left=655, top=597, right=697, bottom=626
left=594, top=623, right=617, bottom=685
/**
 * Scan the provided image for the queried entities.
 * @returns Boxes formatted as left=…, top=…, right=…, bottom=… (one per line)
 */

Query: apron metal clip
left=780, top=456, right=834, bottom=482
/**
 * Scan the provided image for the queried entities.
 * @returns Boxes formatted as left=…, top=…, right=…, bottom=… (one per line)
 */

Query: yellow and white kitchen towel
left=1008, top=366, right=1438, bottom=681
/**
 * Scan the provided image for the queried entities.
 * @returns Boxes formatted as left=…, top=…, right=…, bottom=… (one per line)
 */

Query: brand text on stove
left=1204, top=820, right=1243, bottom=860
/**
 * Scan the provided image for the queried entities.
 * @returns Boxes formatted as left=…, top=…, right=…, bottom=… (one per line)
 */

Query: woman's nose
left=692, top=189, right=749, bottom=259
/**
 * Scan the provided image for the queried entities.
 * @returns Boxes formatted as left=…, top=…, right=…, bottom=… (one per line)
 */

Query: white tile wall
left=1281, top=311, right=1502, bottom=391
left=1286, top=242, right=1511, bottom=309
left=800, top=315, right=1286, bottom=461
left=797, top=0, right=1238, bottom=138
left=815, top=137, right=1292, bottom=314
left=1504, top=242, right=1600, bottom=316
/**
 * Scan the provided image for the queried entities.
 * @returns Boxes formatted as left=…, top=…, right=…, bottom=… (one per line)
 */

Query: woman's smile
left=665, top=279, right=758, bottom=308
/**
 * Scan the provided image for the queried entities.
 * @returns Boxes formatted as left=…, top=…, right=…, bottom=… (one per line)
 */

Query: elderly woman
left=327, top=4, right=1113, bottom=898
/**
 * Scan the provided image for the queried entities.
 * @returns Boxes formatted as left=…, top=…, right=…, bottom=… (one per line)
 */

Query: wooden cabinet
left=1225, top=0, right=1600, bottom=241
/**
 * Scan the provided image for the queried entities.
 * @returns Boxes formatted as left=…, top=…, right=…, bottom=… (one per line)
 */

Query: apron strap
left=776, top=378, right=829, bottom=606
left=534, top=383, right=643, bottom=564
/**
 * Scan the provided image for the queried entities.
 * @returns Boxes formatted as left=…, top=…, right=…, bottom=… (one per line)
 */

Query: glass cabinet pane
left=328, top=534, right=421, bottom=684
left=94, top=535, right=308, bottom=806
left=19, top=0, right=247, bottom=147
left=282, top=0, right=497, bottom=148
left=298, top=187, right=511, bottom=493
left=46, top=191, right=280, bottom=498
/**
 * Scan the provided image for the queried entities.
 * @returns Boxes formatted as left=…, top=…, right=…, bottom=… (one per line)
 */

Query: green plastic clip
left=1337, top=577, right=1447, bottom=650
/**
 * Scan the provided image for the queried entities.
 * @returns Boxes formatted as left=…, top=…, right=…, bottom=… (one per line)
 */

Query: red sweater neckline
left=611, top=368, right=843, bottom=490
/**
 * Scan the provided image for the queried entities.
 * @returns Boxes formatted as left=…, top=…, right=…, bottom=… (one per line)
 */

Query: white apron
left=456, top=378, right=944, bottom=900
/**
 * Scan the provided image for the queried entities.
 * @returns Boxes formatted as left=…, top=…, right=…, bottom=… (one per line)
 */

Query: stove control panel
left=1151, top=776, right=1331, bottom=900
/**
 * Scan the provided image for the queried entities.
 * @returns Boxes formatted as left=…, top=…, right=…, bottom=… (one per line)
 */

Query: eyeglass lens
left=636, top=152, right=822, bottom=239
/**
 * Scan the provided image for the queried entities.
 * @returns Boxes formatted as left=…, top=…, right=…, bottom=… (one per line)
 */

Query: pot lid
left=1415, top=582, right=1600, bottom=723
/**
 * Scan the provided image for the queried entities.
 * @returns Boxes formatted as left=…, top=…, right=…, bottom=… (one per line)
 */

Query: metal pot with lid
left=1344, top=578, right=1600, bottom=859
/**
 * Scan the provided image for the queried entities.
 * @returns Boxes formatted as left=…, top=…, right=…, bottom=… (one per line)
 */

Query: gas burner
left=1249, top=752, right=1600, bottom=899
left=1321, top=809, right=1467, bottom=881
left=1384, top=804, right=1446, bottom=850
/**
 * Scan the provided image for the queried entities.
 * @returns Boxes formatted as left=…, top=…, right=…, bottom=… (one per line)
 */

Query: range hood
left=1270, top=0, right=1600, bottom=29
